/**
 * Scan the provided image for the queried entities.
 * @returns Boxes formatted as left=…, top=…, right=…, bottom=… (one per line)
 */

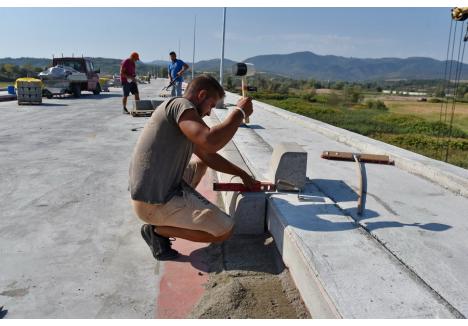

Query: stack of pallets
left=16, top=78, right=43, bottom=105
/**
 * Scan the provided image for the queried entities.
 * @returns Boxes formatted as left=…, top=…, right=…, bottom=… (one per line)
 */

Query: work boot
left=122, top=107, right=129, bottom=114
left=140, top=224, right=179, bottom=261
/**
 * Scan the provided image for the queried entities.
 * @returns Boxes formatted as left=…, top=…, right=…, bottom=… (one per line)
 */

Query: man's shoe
left=141, top=224, right=179, bottom=261
left=123, top=107, right=130, bottom=114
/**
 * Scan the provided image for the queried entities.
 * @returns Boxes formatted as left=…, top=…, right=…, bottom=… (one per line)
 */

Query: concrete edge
left=205, top=114, right=267, bottom=235
left=266, top=199, right=342, bottom=318
left=208, top=109, right=337, bottom=316
left=246, top=97, right=468, bottom=198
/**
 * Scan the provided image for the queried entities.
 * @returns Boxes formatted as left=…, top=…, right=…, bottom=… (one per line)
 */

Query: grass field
left=384, top=100, right=468, bottom=133
left=0, top=81, right=13, bottom=88
left=254, top=92, right=468, bottom=169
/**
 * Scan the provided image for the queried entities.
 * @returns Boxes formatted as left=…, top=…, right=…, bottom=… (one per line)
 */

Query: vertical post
left=220, top=7, right=226, bottom=85
left=192, top=15, right=196, bottom=81
left=216, top=7, right=227, bottom=109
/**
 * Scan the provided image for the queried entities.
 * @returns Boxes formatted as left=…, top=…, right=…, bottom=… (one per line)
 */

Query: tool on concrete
left=161, top=78, right=177, bottom=92
left=213, top=182, right=276, bottom=192
left=232, top=62, right=256, bottom=124
left=130, top=99, right=164, bottom=117
left=321, top=151, right=394, bottom=215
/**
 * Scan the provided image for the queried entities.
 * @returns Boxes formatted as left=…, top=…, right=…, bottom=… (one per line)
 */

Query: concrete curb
left=205, top=114, right=267, bottom=235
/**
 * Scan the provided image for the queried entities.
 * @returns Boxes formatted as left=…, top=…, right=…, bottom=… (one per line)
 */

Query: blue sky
left=0, top=7, right=454, bottom=63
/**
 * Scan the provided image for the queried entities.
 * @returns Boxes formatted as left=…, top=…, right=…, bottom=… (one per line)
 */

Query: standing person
left=129, top=75, right=257, bottom=261
left=168, top=51, right=190, bottom=97
left=120, top=52, right=140, bottom=114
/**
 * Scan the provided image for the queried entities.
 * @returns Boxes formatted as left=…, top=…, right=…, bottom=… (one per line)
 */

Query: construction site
left=0, top=74, right=467, bottom=318
left=1, top=5, right=468, bottom=321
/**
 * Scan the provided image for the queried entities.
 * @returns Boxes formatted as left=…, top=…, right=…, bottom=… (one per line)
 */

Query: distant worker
left=129, top=75, right=257, bottom=260
left=168, top=51, right=189, bottom=97
left=120, top=52, right=140, bottom=114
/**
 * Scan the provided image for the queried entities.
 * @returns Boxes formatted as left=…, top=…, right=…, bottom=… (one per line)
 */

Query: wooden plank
left=321, top=151, right=394, bottom=165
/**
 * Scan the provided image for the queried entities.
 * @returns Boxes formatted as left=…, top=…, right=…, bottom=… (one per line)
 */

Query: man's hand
left=239, top=171, right=260, bottom=190
left=237, top=97, right=253, bottom=117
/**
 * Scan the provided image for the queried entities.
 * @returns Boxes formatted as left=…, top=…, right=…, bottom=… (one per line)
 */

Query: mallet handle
left=241, top=77, right=250, bottom=124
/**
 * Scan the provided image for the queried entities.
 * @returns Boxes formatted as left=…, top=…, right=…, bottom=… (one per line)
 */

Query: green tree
left=226, top=76, right=233, bottom=91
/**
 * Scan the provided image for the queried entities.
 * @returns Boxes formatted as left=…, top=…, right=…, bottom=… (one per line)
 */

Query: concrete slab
left=268, top=184, right=456, bottom=318
left=269, top=142, right=307, bottom=191
left=0, top=80, right=171, bottom=317
left=216, top=90, right=468, bottom=318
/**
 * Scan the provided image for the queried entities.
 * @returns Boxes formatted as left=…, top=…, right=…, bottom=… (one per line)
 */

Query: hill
left=243, top=51, right=468, bottom=81
left=3, top=52, right=468, bottom=81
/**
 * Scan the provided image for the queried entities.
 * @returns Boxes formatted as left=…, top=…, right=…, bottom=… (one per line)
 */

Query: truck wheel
left=43, top=89, right=53, bottom=99
left=72, top=84, right=81, bottom=98
left=93, top=83, right=101, bottom=95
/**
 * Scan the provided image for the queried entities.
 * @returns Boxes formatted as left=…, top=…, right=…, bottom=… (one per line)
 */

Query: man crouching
left=129, top=75, right=258, bottom=260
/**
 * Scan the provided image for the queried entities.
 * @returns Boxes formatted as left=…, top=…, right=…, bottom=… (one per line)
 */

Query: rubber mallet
left=232, top=62, right=256, bottom=123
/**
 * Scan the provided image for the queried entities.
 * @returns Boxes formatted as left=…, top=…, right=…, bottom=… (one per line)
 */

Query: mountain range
left=2, top=51, right=467, bottom=81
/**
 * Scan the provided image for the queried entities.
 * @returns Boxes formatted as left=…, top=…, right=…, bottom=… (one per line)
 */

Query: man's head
left=130, top=52, right=140, bottom=62
left=169, top=51, right=177, bottom=62
left=184, top=75, right=225, bottom=117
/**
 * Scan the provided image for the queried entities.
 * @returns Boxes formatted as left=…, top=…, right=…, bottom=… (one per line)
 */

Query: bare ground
left=188, top=234, right=311, bottom=319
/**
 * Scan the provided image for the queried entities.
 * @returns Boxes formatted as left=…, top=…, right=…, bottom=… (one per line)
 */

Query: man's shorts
left=122, top=81, right=139, bottom=97
left=132, top=158, right=234, bottom=237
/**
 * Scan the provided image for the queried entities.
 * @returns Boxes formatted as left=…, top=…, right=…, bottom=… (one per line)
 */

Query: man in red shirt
left=120, top=52, right=140, bottom=114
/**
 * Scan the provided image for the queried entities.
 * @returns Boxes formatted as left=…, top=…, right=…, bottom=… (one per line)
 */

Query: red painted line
left=156, top=169, right=218, bottom=318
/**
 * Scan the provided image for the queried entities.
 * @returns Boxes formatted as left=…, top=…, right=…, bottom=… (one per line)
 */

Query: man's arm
left=178, top=97, right=253, bottom=153
left=194, top=147, right=258, bottom=188
left=177, top=63, right=190, bottom=77
left=120, top=65, right=126, bottom=79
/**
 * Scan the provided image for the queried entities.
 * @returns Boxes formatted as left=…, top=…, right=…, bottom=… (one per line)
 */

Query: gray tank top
left=129, top=97, right=196, bottom=204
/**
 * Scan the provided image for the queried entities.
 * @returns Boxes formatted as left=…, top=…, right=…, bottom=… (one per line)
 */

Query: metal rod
left=192, top=15, right=197, bottom=80
left=219, top=7, right=226, bottom=85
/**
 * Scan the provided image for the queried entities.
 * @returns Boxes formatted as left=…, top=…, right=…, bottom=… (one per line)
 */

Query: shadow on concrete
left=172, top=248, right=212, bottom=273
left=271, top=197, right=452, bottom=234
left=48, top=93, right=121, bottom=101
left=175, top=234, right=285, bottom=275
left=36, top=103, right=69, bottom=107
left=311, top=179, right=359, bottom=202
left=86, top=93, right=122, bottom=100
left=243, top=124, right=265, bottom=130
left=364, top=221, right=452, bottom=232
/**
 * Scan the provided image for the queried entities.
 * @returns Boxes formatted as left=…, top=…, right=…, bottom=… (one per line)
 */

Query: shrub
left=365, top=99, right=388, bottom=111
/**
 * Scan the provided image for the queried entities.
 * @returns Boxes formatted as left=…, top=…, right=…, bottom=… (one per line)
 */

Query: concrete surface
left=0, top=90, right=16, bottom=101
left=215, top=90, right=468, bottom=318
left=269, top=142, right=307, bottom=191
left=0, top=82, right=167, bottom=317
left=2, top=78, right=467, bottom=318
